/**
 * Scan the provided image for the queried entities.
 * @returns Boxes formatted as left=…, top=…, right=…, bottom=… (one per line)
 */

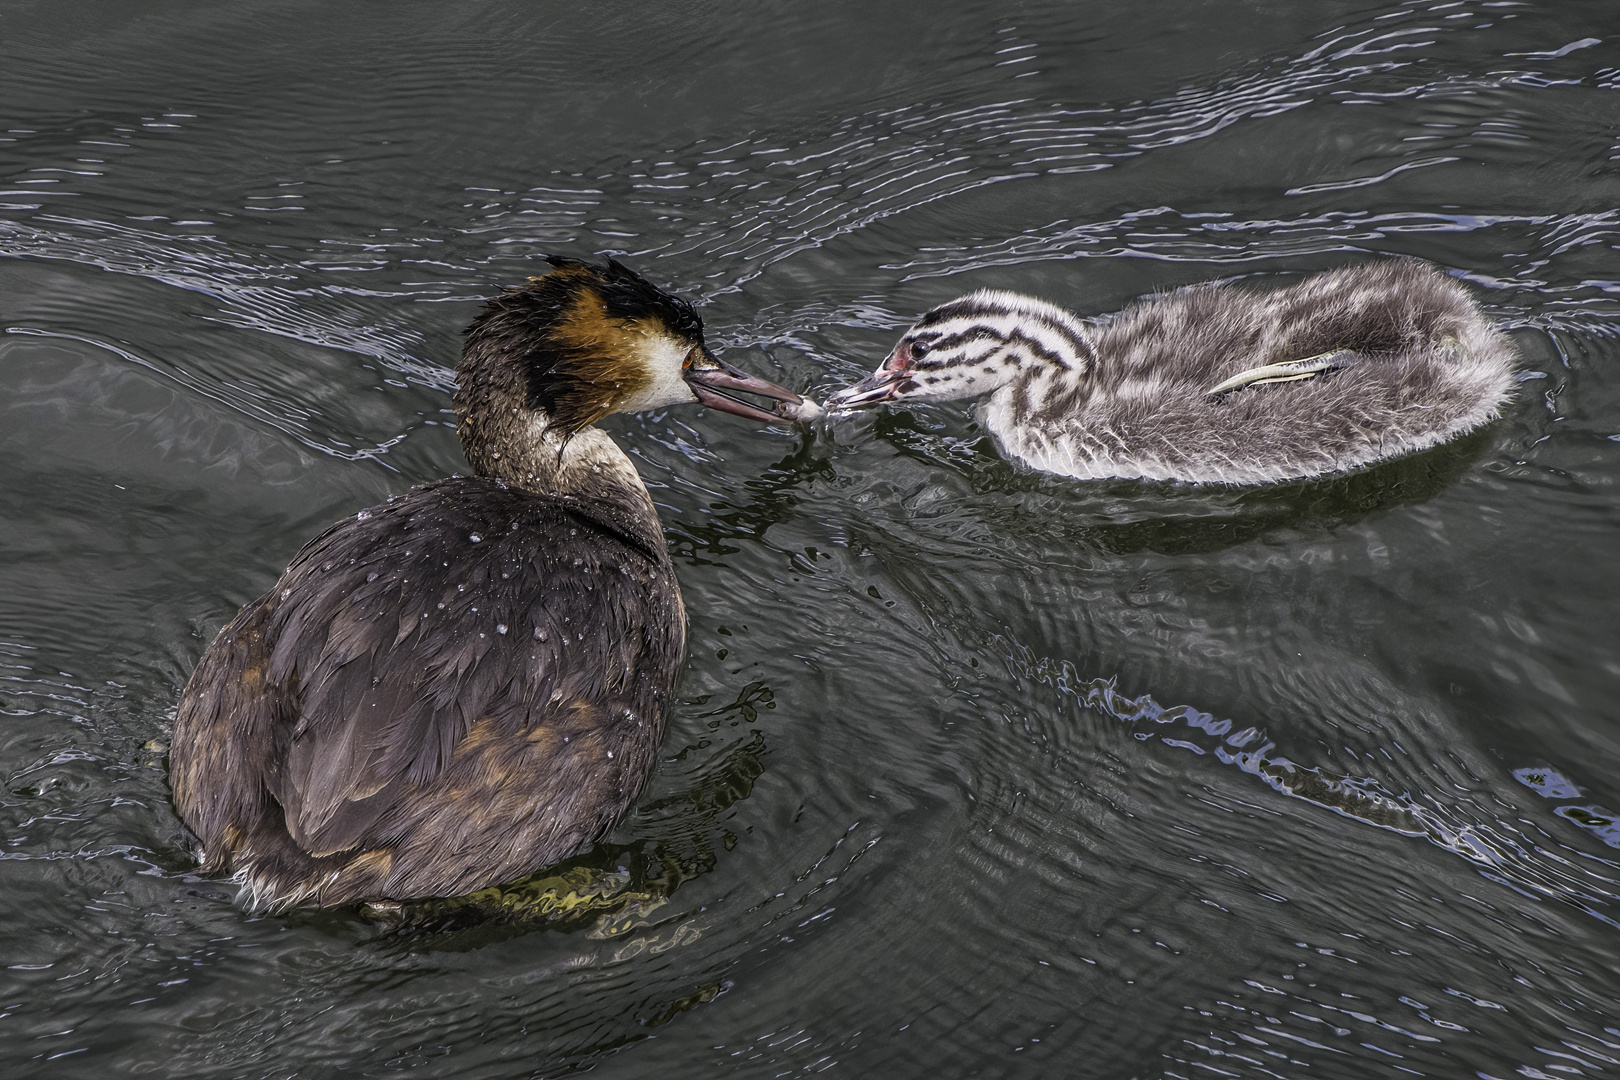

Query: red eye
left=683, top=347, right=696, bottom=369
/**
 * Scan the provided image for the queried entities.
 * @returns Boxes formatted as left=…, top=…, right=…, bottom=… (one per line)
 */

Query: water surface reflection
left=2, top=1, right=1618, bottom=1076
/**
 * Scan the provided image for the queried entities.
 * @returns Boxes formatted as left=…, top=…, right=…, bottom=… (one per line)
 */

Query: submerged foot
left=359, top=859, right=670, bottom=932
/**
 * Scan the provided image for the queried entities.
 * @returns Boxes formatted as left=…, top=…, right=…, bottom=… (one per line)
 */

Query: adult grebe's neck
left=480, top=415, right=648, bottom=496
left=454, top=389, right=661, bottom=555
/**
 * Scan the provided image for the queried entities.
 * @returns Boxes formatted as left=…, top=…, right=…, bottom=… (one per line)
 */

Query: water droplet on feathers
left=469, top=533, right=482, bottom=543
left=357, top=509, right=372, bottom=521
left=496, top=624, right=508, bottom=635
left=366, top=572, right=379, bottom=583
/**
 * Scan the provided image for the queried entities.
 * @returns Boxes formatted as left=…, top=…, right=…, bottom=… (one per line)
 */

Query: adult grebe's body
left=171, top=258, right=812, bottom=910
left=827, top=261, right=1516, bottom=485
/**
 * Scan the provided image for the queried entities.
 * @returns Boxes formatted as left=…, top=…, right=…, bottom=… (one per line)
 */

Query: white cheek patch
left=617, top=333, right=699, bottom=412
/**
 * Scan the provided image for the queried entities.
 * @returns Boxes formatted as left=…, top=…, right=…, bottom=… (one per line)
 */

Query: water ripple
left=999, top=646, right=1620, bottom=931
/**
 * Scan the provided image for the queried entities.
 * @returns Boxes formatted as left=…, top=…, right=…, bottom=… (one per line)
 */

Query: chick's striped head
left=827, top=290, right=1097, bottom=410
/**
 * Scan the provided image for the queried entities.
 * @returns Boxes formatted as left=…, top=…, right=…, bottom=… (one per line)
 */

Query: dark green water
left=3, top=1, right=1620, bottom=1076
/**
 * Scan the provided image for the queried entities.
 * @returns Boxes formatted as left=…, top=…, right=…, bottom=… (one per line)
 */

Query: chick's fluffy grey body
left=988, top=262, right=1516, bottom=484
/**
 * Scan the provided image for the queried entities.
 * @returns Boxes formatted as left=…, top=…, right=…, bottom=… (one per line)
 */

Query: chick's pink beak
left=825, top=349, right=916, bottom=410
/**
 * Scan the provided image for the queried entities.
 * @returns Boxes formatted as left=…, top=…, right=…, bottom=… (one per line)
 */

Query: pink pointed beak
left=684, top=348, right=816, bottom=423
left=826, top=348, right=916, bottom=411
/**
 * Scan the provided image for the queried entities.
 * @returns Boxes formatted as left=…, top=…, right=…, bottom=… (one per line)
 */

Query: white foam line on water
left=455, top=0, right=1565, bottom=292
left=1285, top=156, right=1461, bottom=195
left=0, top=217, right=453, bottom=392
left=3, top=324, right=415, bottom=465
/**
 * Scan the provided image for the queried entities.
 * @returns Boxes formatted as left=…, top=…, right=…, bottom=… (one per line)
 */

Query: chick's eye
left=910, top=340, right=931, bottom=359
left=682, top=348, right=697, bottom=369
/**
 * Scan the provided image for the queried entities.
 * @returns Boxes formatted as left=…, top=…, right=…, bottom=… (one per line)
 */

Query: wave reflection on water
left=1007, top=648, right=1620, bottom=924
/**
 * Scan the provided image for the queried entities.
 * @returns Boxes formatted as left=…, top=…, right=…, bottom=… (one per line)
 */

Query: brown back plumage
left=171, top=480, right=680, bottom=908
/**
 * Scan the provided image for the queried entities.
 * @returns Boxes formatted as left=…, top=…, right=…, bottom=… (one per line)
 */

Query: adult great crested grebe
left=826, top=260, right=1517, bottom=485
left=171, top=257, right=817, bottom=911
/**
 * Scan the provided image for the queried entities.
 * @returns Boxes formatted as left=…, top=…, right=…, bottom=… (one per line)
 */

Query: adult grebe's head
left=826, top=289, right=1096, bottom=411
left=457, top=256, right=808, bottom=438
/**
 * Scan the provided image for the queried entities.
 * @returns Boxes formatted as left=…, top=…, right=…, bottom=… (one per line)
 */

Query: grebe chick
left=171, top=257, right=813, bottom=910
left=826, top=260, right=1517, bottom=485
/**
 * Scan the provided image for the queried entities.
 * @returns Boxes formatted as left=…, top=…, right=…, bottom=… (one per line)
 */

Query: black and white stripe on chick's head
left=904, top=290, right=1095, bottom=374
left=826, top=289, right=1098, bottom=409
